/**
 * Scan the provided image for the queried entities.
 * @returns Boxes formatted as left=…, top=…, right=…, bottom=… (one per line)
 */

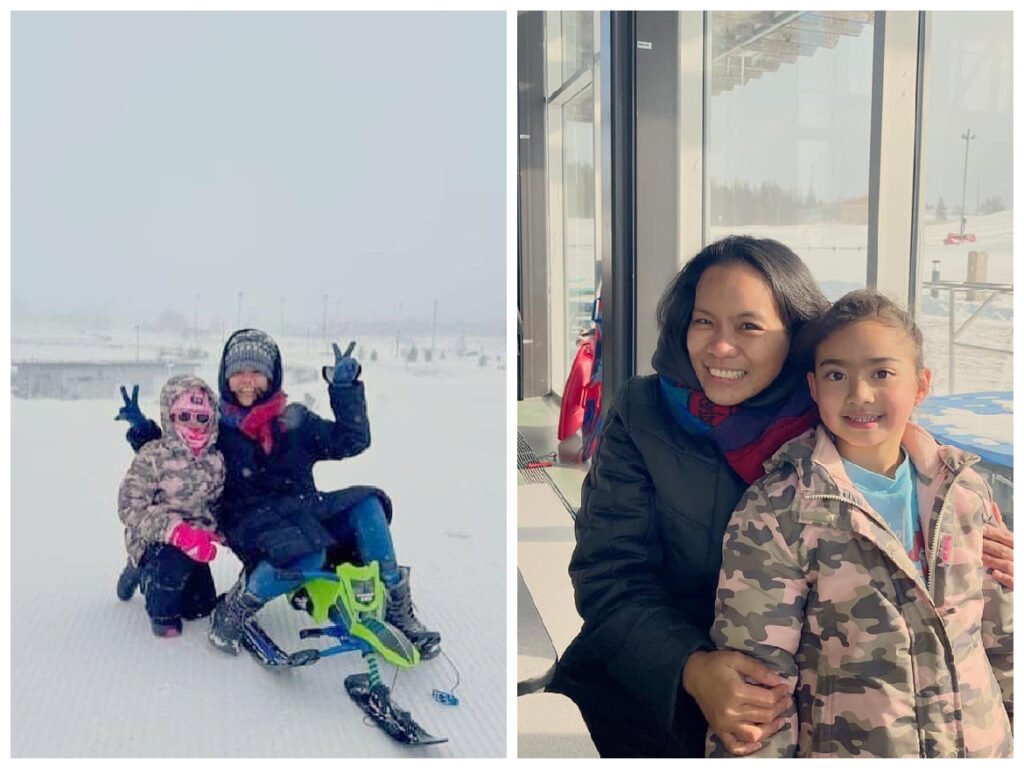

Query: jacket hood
left=765, top=422, right=979, bottom=496
left=217, top=328, right=283, bottom=406
left=159, top=374, right=220, bottom=448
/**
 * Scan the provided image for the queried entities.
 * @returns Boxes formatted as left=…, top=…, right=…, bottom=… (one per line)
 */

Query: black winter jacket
left=129, top=381, right=391, bottom=568
left=549, top=375, right=748, bottom=753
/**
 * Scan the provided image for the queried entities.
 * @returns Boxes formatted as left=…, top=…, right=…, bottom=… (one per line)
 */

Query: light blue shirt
left=842, top=452, right=926, bottom=579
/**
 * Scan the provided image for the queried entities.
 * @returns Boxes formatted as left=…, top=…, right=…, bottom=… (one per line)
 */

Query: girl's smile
left=808, top=320, right=931, bottom=476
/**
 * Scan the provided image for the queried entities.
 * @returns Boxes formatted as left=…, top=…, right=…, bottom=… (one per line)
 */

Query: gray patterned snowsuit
left=118, top=374, right=225, bottom=565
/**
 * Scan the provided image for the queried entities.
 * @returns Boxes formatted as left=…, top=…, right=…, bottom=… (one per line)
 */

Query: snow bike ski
left=345, top=672, right=448, bottom=746
left=239, top=561, right=447, bottom=746
left=241, top=617, right=320, bottom=668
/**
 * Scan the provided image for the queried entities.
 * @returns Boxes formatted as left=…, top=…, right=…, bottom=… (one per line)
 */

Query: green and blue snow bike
left=241, top=561, right=448, bottom=746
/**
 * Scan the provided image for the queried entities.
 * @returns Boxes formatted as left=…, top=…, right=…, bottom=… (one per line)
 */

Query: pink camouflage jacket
left=708, top=423, right=1012, bottom=758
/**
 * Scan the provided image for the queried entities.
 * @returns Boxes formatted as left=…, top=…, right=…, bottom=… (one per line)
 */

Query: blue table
left=914, top=391, right=1012, bottom=469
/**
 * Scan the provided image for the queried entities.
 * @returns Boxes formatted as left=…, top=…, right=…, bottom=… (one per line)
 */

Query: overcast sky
left=12, top=12, right=506, bottom=333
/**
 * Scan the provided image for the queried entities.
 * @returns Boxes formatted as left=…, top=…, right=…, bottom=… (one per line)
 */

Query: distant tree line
left=933, top=195, right=1006, bottom=223
left=710, top=180, right=808, bottom=226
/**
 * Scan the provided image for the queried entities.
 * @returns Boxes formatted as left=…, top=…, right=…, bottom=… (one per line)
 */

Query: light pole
left=322, top=294, right=328, bottom=348
left=959, top=128, right=976, bottom=235
left=431, top=298, right=438, bottom=357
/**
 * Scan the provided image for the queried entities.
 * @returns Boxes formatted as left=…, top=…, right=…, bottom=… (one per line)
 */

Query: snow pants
left=139, top=544, right=218, bottom=623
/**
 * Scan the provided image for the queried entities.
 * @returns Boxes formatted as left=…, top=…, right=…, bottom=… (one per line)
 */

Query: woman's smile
left=686, top=263, right=789, bottom=406
left=706, top=367, right=747, bottom=381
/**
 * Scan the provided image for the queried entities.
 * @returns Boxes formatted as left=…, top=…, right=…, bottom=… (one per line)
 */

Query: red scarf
left=688, top=392, right=740, bottom=427
left=235, top=391, right=288, bottom=455
left=660, top=376, right=819, bottom=485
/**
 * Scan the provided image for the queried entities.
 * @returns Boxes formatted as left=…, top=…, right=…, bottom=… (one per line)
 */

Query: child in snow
left=708, top=291, right=1012, bottom=757
left=116, top=374, right=226, bottom=638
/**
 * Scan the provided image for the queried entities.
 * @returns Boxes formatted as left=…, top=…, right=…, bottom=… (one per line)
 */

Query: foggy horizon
left=12, top=12, right=506, bottom=331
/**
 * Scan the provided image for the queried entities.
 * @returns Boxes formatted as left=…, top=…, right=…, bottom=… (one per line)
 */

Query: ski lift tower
left=958, top=128, right=976, bottom=236
left=944, top=128, right=978, bottom=245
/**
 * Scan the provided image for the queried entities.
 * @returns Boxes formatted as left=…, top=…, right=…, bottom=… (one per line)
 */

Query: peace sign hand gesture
left=114, top=384, right=148, bottom=428
left=323, top=341, right=362, bottom=386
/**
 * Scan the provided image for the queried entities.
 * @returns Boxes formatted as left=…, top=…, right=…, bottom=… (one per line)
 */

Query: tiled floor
left=516, top=396, right=595, bottom=756
left=516, top=396, right=590, bottom=513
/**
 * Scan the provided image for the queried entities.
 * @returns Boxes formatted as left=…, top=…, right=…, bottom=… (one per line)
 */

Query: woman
left=115, top=328, right=440, bottom=660
left=547, top=236, right=1014, bottom=757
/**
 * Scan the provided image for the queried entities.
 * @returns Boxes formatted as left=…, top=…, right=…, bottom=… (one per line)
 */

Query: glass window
left=543, top=12, right=598, bottom=390
left=706, top=11, right=875, bottom=300
left=544, top=11, right=595, bottom=96
left=916, top=12, right=1012, bottom=397
left=561, top=85, right=597, bottom=376
left=915, top=11, right=1012, bottom=527
left=561, top=12, right=595, bottom=83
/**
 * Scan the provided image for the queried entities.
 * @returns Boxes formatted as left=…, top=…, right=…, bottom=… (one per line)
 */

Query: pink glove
left=167, top=522, right=221, bottom=563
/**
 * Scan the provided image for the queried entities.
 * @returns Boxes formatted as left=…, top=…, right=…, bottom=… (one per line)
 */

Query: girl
left=117, top=375, right=225, bottom=638
left=709, top=291, right=1012, bottom=757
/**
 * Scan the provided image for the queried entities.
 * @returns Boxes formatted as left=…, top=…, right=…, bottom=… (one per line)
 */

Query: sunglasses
left=173, top=412, right=211, bottom=425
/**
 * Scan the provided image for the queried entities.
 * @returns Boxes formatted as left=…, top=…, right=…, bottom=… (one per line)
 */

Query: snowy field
left=709, top=209, right=1013, bottom=288
left=11, top=330, right=507, bottom=758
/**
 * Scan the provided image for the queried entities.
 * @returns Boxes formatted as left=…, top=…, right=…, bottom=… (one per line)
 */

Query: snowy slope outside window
left=916, top=11, right=1012, bottom=397
left=707, top=11, right=875, bottom=299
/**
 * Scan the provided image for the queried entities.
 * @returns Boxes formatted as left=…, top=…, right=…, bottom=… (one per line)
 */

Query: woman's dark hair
left=656, top=236, right=830, bottom=358
left=796, top=290, right=925, bottom=371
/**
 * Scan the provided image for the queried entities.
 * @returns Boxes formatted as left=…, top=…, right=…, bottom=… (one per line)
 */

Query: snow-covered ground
left=709, top=208, right=1013, bottom=288
left=11, top=330, right=507, bottom=757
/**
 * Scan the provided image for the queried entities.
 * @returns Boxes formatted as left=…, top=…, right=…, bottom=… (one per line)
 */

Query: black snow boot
left=116, top=561, right=142, bottom=601
left=385, top=566, right=441, bottom=660
left=151, top=617, right=183, bottom=638
left=208, top=575, right=267, bottom=655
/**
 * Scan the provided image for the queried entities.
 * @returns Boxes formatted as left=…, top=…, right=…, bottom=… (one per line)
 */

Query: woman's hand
left=983, top=504, right=1013, bottom=589
left=683, top=649, right=791, bottom=756
left=323, top=341, right=361, bottom=386
left=114, top=384, right=147, bottom=428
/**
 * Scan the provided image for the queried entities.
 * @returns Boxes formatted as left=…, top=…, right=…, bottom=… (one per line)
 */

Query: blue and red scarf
left=220, top=390, right=288, bottom=455
left=659, top=375, right=818, bottom=484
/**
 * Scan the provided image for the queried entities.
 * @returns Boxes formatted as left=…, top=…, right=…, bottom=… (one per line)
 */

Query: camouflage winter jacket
left=118, top=375, right=226, bottom=565
left=708, top=423, right=1012, bottom=758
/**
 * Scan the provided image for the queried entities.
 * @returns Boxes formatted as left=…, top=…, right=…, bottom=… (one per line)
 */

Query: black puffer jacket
left=548, top=375, right=748, bottom=754
left=129, top=382, right=390, bottom=568
left=128, top=331, right=391, bottom=569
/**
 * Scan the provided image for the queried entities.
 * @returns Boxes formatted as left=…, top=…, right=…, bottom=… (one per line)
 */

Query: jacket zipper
left=923, top=468, right=970, bottom=757
left=926, top=476, right=954, bottom=598
left=808, top=475, right=968, bottom=755
left=803, top=492, right=915, bottom=573
left=924, top=463, right=976, bottom=598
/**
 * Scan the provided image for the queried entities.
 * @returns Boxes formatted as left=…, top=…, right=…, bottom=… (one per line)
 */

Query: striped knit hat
left=223, top=329, right=278, bottom=381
